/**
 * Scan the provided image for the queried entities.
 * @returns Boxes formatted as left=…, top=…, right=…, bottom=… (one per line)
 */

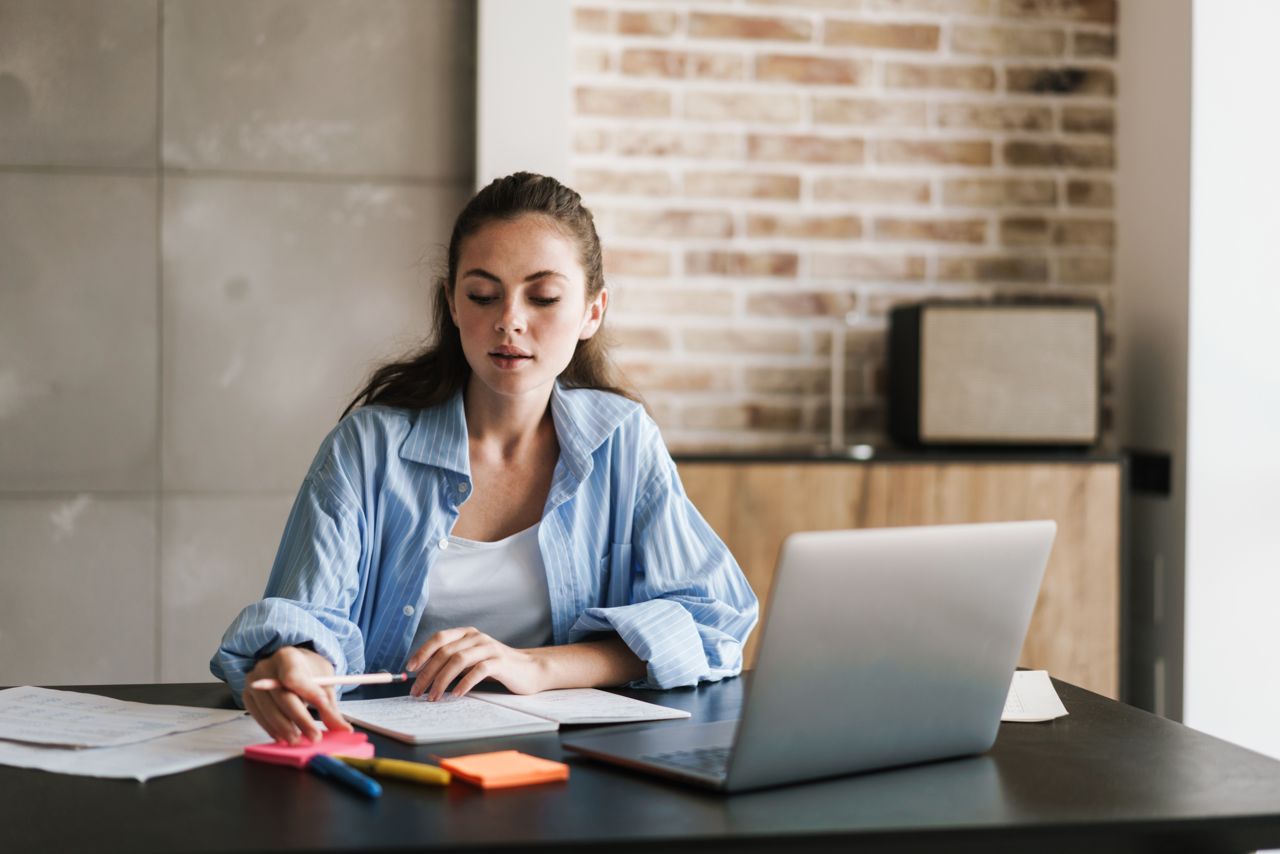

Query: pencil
left=249, top=672, right=410, bottom=691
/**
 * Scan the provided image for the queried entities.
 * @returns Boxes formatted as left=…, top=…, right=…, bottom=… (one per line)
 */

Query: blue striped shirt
left=210, top=382, right=758, bottom=704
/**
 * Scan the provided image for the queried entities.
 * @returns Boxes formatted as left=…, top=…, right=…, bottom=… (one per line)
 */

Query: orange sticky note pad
left=438, top=750, right=569, bottom=789
left=244, top=730, right=375, bottom=769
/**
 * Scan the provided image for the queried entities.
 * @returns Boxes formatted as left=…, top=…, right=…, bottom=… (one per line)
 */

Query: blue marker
left=308, top=753, right=382, bottom=799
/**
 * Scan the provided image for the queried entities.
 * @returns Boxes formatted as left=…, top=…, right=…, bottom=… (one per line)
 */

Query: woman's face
left=447, top=214, right=606, bottom=404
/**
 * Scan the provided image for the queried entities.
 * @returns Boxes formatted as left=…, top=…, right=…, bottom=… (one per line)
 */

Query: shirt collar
left=398, top=387, right=470, bottom=475
left=398, top=381, right=637, bottom=479
left=549, top=382, right=638, bottom=483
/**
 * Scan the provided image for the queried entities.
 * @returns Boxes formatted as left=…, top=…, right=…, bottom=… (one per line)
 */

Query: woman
left=212, top=173, right=758, bottom=744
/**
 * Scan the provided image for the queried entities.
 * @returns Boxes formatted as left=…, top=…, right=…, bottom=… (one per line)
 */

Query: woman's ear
left=579, top=288, right=608, bottom=340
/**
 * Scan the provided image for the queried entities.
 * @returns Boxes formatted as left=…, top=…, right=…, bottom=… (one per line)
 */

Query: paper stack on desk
left=0, top=686, right=266, bottom=781
left=1002, top=671, right=1069, bottom=722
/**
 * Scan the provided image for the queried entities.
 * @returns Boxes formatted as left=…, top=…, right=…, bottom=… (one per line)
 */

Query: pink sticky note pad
left=244, top=730, right=374, bottom=769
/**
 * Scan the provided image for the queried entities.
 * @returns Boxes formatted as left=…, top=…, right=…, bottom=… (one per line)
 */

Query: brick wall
left=570, top=0, right=1117, bottom=451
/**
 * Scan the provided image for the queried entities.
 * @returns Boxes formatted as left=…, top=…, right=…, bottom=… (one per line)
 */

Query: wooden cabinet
left=676, top=459, right=1124, bottom=699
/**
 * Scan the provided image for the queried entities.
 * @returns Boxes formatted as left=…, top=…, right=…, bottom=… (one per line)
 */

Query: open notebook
left=338, top=688, right=689, bottom=745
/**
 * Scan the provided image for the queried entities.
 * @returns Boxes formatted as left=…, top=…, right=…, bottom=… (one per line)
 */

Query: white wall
left=476, top=0, right=570, bottom=188
left=1185, top=0, right=1280, bottom=758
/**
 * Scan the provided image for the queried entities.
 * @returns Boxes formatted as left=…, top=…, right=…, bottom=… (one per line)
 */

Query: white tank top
left=410, top=522, right=553, bottom=653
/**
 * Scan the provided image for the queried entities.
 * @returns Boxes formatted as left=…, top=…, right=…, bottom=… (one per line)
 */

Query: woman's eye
left=467, top=295, right=496, bottom=305
left=531, top=297, right=560, bottom=306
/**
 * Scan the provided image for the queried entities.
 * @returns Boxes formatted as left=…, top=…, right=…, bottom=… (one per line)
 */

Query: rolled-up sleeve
left=210, top=438, right=367, bottom=706
left=571, top=434, right=758, bottom=689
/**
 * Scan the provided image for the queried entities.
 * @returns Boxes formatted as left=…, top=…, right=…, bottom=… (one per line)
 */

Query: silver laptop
left=562, top=520, right=1056, bottom=792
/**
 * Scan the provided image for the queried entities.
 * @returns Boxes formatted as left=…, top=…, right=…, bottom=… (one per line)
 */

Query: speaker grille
left=919, top=306, right=1099, bottom=443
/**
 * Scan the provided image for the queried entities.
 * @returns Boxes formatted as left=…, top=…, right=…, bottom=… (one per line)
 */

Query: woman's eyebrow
left=461, top=268, right=502, bottom=283
left=523, top=270, right=567, bottom=283
left=459, top=268, right=566, bottom=284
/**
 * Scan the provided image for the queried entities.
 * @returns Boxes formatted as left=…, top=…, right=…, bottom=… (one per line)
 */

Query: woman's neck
left=462, top=379, right=556, bottom=462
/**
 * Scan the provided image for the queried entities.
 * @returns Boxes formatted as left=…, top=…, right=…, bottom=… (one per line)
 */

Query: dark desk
left=6, top=677, right=1280, bottom=853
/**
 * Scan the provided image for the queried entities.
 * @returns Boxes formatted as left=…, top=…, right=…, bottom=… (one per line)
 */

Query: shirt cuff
left=570, top=598, right=712, bottom=689
left=209, top=600, right=352, bottom=705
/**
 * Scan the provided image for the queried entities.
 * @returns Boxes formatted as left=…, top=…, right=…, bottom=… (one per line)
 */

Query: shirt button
left=402, top=605, right=415, bottom=617
left=457, top=482, right=469, bottom=493
left=438, top=538, right=449, bottom=550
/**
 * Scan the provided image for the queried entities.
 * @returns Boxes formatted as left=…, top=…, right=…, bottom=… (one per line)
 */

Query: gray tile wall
left=0, top=0, right=476, bottom=685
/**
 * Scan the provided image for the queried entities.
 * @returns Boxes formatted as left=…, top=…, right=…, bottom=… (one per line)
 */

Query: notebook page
left=339, top=694, right=558, bottom=744
left=474, top=688, right=691, bottom=724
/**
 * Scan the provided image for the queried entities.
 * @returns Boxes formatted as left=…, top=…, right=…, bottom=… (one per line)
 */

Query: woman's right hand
left=242, top=646, right=354, bottom=744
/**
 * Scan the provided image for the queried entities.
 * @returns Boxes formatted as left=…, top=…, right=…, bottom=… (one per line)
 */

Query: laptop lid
left=723, top=520, right=1055, bottom=791
left=562, top=521, right=1056, bottom=792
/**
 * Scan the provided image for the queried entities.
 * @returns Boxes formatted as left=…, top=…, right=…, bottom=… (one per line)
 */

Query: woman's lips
left=488, top=352, right=532, bottom=370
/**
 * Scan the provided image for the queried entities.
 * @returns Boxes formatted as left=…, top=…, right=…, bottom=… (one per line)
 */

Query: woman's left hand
left=406, top=627, right=546, bottom=700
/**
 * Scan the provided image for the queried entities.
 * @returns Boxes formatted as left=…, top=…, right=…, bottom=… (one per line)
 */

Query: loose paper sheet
left=0, top=716, right=266, bottom=781
left=1002, top=670, right=1069, bottom=722
left=474, top=688, right=690, bottom=724
left=0, top=686, right=249, bottom=748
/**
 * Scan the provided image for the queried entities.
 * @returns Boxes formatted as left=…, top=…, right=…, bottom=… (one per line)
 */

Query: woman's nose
left=496, top=301, right=526, bottom=333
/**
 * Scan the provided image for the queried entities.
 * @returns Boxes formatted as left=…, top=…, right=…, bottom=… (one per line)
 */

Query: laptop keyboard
left=643, top=746, right=731, bottom=778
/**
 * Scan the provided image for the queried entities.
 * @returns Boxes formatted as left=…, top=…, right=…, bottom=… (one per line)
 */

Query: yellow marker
left=334, top=755, right=451, bottom=787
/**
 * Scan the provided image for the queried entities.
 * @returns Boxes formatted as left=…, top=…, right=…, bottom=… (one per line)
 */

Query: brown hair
left=342, top=172, right=635, bottom=419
